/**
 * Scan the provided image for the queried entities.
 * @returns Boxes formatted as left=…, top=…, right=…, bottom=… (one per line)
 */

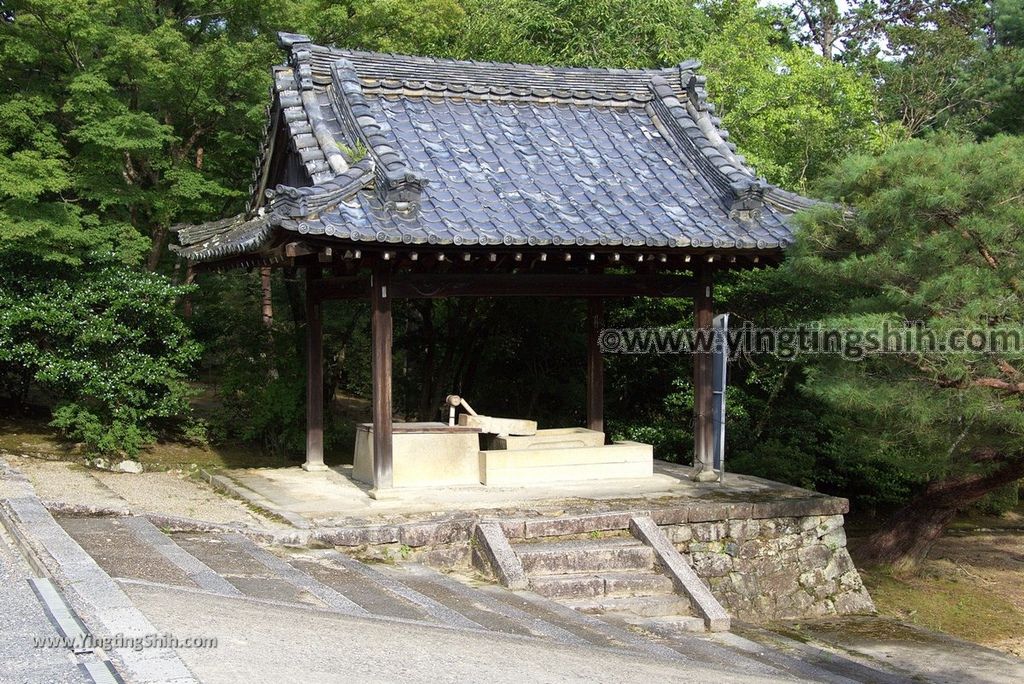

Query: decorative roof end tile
left=277, top=32, right=311, bottom=48
left=729, top=179, right=768, bottom=222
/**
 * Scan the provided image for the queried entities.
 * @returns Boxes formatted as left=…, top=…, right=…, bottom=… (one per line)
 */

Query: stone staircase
left=473, top=515, right=731, bottom=632
left=514, top=535, right=697, bottom=624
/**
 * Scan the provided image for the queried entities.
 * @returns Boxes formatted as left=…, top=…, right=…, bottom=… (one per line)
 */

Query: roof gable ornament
left=729, top=180, right=767, bottom=222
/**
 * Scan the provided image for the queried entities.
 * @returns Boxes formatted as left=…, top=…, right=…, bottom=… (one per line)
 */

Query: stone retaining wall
left=663, top=514, right=874, bottom=621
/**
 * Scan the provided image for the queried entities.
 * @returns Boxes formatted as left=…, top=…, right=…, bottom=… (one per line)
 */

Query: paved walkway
left=4, top=456, right=1024, bottom=683
left=0, top=529, right=85, bottom=684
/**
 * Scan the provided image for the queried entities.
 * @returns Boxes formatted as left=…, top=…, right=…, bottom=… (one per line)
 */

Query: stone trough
left=354, top=418, right=655, bottom=489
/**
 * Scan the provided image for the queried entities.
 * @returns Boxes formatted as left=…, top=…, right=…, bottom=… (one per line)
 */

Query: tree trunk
left=147, top=224, right=168, bottom=271
left=858, top=455, right=1024, bottom=573
left=282, top=267, right=306, bottom=363
left=415, top=300, right=437, bottom=421
left=181, top=266, right=195, bottom=319
left=260, top=267, right=274, bottom=328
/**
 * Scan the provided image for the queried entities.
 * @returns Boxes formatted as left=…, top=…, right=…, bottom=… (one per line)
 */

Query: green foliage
left=699, top=0, right=889, bottom=189
left=191, top=271, right=358, bottom=456
left=788, top=134, right=1024, bottom=489
left=305, top=0, right=466, bottom=54
left=0, top=0, right=287, bottom=269
left=0, top=264, right=199, bottom=456
left=456, top=0, right=713, bottom=67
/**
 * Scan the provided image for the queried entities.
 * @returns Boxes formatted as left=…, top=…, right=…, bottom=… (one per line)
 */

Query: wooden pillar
left=692, top=263, right=716, bottom=481
left=586, top=298, right=604, bottom=436
left=303, top=265, right=327, bottom=472
left=370, top=259, right=394, bottom=492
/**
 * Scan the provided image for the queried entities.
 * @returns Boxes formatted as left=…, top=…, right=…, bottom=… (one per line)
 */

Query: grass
left=861, top=567, right=1024, bottom=645
left=850, top=502, right=1024, bottom=655
left=0, top=416, right=300, bottom=472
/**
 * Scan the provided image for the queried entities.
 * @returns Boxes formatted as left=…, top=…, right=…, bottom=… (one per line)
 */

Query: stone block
left=834, top=589, right=875, bottom=614
left=667, top=525, right=693, bottom=544
left=824, top=550, right=856, bottom=581
left=839, top=569, right=864, bottom=592
left=815, top=515, right=845, bottom=537
left=472, top=523, right=528, bottom=590
left=479, top=441, right=653, bottom=485
left=494, top=427, right=604, bottom=450
left=750, top=496, right=848, bottom=519
left=797, top=543, right=831, bottom=569
left=688, top=541, right=725, bottom=554
left=529, top=574, right=605, bottom=599
left=315, top=525, right=399, bottom=546
left=398, top=520, right=471, bottom=547
left=493, top=518, right=526, bottom=539
left=418, top=545, right=470, bottom=569
left=691, top=552, right=732, bottom=577
left=517, top=541, right=654, bottom=574
left=809, top=579, right=838, bottom=601
left=459, top=414, right=537, bottom=435
left=353, top=423, right=481, bottom=487
left=649, top=507, right=689, bottom=525
left=693, top=521, right=728, bottom=542
left=821, top=527, right=848, bottom=550
left=522, top=511, right=635, bottom=538
left=728, top=518, right=760, bottom=541
left=687, top=501, right=753, bottom=523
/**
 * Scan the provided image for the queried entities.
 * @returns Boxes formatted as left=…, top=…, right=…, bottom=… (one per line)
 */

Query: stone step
left=529, top=570, right=674, bottom=599
left=514, top=538, right=655, bottom=575
left=561, top=593, right=692, bottom=618
left=618, top=614, right=708, bottom=635
left=374, top=565, right=559, bottom=639
left=290, top=556, right=434, bottom=623
left=57, top=516, right=199, bottom=589
left=171, top=533, right=334, bottom=606
left=471, top=584, right=688, bottom=661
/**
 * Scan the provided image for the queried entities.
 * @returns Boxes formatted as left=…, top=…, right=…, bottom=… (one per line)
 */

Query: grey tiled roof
left=175, top=32, right=816, bottom=263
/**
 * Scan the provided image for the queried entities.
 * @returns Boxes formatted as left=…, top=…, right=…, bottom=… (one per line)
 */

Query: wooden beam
left=389, top=273, right=700, bottom=299
left=303, top=266, right=327, bottom=472
left=312, top=273, right=700, bottom=301
left=692, top=264, right=715, bottom=481
left=370, top=260, right=394, bottom=491
left=285, top=241, right=318, bottom=259
left=310, top=276, right=369, bottom=301
left=586, top=298, right=605, bottom=436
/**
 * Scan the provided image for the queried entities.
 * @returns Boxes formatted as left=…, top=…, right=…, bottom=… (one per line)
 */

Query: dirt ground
left=857, top=507, right=1024, bottom=658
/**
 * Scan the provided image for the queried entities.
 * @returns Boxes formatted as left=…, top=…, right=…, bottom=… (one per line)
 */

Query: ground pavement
left=2, top=456, right=1023, bottom=684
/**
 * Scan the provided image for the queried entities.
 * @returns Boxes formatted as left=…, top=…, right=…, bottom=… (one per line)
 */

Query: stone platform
left=205, top=461, right=874, bottom=623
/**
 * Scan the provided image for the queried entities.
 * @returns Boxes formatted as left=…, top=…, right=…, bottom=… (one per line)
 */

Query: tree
left=455, top=0, right=713, bottom=67
left=0, top=0, right=285, bottom=270
left=698, top=0, right=887, bottom=189
left=0, top=0, right=290, bottom=455
left=789, top=134, right=1024, bottom=571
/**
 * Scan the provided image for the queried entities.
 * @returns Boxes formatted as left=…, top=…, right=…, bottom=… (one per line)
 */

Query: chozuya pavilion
left=174, top=32, right=815, bottom=496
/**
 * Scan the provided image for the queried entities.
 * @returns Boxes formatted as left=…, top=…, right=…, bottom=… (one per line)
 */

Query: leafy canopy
left=788, top=134, right=1024, bottom=482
